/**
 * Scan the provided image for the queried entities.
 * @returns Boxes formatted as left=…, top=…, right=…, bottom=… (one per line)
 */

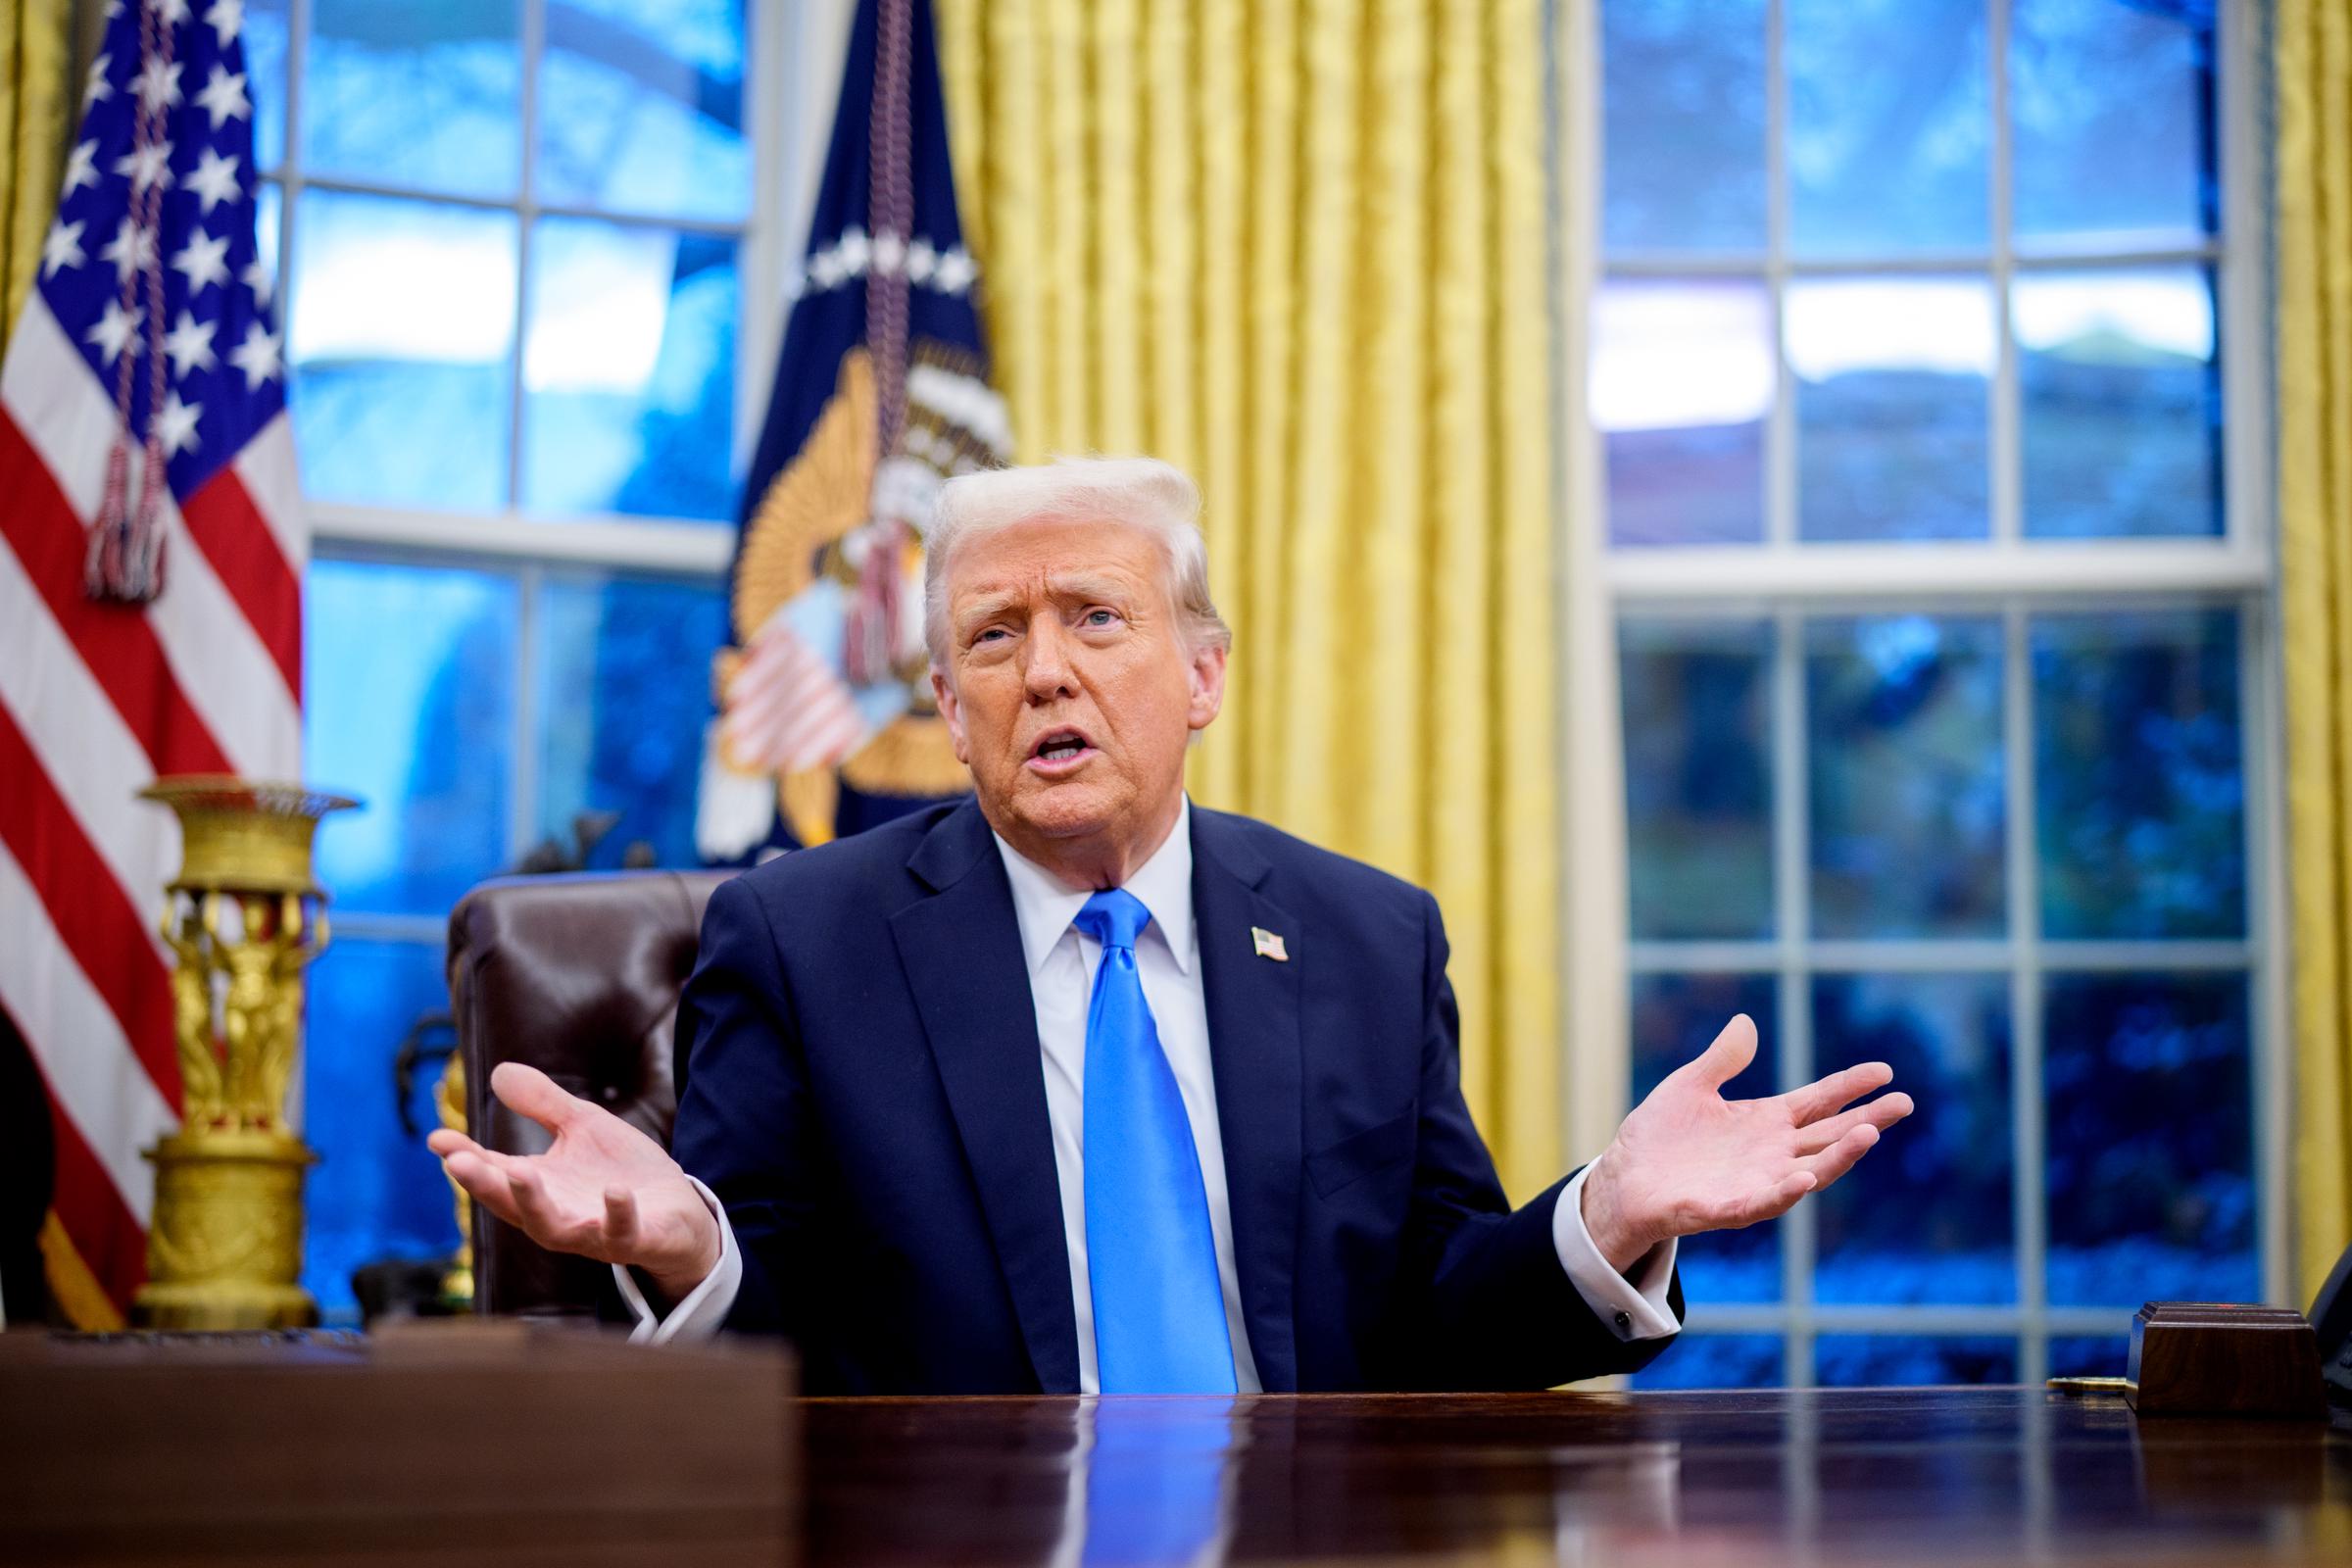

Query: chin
left=1007, top=779, right=1120, bottom=841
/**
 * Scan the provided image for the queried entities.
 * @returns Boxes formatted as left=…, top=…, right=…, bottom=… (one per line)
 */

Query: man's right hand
left=428, top=1061, right=721, bottom=1302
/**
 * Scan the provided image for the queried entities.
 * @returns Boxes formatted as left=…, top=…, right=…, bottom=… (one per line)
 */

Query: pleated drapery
left=2278, top=0, right=2352, bottom=1305
left=932, top=0, right=1565, bottom=1199
left=0, top=0, right=73, bottom=347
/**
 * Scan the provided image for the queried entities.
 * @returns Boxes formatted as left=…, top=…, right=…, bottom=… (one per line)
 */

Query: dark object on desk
left=2308, top=1234, right=2352, bottom=1411
left=2127, top=1300, right=2327, bottom=1418
left=446, top=869, right=728, bottom=1320
left=0, top=1320, right=796, bottom=1564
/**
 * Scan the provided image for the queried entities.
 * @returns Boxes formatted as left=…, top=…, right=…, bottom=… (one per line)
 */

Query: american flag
left=0, top=0, right=299, bottom=1325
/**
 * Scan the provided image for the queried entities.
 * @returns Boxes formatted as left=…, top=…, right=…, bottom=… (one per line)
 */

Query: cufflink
left=1613, top=1310, right=1632, bottom=1333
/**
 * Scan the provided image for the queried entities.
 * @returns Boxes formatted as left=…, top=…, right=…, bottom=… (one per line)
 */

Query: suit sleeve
left=663, top=874, right=825, bottom=1343
left=1387, top=891, right=1685, bottom=1389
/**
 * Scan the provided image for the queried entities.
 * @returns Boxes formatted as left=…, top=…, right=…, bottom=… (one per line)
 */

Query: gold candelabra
left=135, top=776, right=357, bottom=1330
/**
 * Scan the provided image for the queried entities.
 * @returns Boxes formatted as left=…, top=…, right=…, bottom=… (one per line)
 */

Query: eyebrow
left=953, top=572, right=1143, bottom=640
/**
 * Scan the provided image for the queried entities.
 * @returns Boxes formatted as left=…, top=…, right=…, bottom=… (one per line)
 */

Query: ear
left=1185, top=642, right=1227, bottom=734
left=932, top=667, right=972, bottom=764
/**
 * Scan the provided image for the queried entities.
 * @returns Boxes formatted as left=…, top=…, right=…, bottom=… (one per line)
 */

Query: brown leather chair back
left=446, top=869, right=731, bottom=1319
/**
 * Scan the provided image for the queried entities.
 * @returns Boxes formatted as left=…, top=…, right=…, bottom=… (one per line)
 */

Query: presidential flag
left=698, top=0, right=1007, bottom=859
left=0, top=0, right=299, bottom=1324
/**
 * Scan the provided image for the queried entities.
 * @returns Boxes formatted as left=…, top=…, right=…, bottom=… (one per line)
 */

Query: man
left=431, top=457, right=1911, bottom=1394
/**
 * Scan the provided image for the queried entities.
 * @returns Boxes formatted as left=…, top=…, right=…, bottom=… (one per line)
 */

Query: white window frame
left=1554, top=0, right=2286, bottom=1386
left=256, top=0, right=847, bottom=919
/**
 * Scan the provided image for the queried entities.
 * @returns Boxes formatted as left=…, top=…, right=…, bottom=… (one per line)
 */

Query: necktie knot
left=1074, top=887, right=1152, bottom=953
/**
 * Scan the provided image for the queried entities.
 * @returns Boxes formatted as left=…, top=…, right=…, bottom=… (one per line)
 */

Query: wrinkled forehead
left=944, top=513, right=1168, bottom=606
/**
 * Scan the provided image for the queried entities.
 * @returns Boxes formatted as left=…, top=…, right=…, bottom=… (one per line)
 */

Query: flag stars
left=194, top=65, right=249, bottom=130
left=41, top=218, right=86, bottom=277
left=101, top=217, right=158, bottom=282
left=87, top=299, right=143, bottom=365
left=132, top=57, right=184, bottom=116
left=164, top=310, right=219, bottom=377
left=205, top=0, right=244, bottom=46
left=84, top=54, right=111, bottom=109
left=227, top=319, right=282, bottom=389
left=172, top=228, right=231, bottom=294
left=156, top=390, right=203, bottom=459
left=185, top=147, right=241, bottom=215
left=241, top=256, right=274, bottom=307
left=114, top=139, right=176, bottom=196
left=157, top=0, right=193, bottom=26
left=62, top=139, right=99, bottom=198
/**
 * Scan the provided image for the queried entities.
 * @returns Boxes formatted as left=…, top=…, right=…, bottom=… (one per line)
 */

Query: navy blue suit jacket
left=669, top=798, right=1683, bottom=1394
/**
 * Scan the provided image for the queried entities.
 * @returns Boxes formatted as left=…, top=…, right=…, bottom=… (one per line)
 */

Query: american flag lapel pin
left=1251, top=926, right=1289, bottom=962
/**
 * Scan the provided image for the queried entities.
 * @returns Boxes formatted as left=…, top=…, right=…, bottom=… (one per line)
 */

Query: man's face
left=933, top=515, right=1224, bottom=863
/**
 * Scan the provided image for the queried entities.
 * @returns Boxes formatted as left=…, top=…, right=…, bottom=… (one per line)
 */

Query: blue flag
left=699, top=0, right=1006, bottom=859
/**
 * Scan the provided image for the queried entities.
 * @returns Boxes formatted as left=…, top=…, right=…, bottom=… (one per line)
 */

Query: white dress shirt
left=620, top=798, right=1682, bottom=1375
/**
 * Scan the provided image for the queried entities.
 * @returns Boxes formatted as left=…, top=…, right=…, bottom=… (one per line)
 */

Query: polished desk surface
left=804, top=1387, right=2352, bottom=1567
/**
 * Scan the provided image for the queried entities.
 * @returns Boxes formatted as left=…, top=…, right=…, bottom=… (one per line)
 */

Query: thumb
left=1687, top=1013, right=1758, bottom=1092
left=489, top=1061, right=584, bottom=1137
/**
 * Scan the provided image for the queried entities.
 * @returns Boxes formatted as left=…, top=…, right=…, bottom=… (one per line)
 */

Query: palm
left=427, top=1062, right=718, bottom=1292
left=1583, top=1015, right=1913, bottom=1268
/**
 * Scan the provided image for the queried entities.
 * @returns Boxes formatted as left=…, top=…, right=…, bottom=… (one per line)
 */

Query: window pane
left=246, top=0, right=290, bottom=172
left=2012, top=0, right=2217, bottom=252
left=306, top=561, right=517, bottom=916
left=303, top=0, right=521, bottom=197
left=537, top=572, right=729, bottom=869
left=290, top=192, right=517, bottom=512
left=522, top=220, right=739, bottom=520
left=538, top=0, right=750, bottom=221
left=2045, top=973, right=2255, bottom=1307
left=1787, top=0, right=1988, bottom=257
left=1601, top=0, right=1766, bottom=255
left=2048, top=1334, right=2131, bottom=1379
left=1634, top=973, right=1782, bottom=1303
left=1631, top=1334, right=1784, bottom=1391
left=1594, top=279, right=1771, bottom=547
left=1790, top=276, right=1993, bottom=541
left=1621, top=620, right=1774, bottom=941
left=302, top=939, right=463, bottom=1322
left=2033, top=610, right=2244, bottom=939
left=1813, top=974, right=2014, bottom=1305
left=1807, top=615, right=2005, bottom=938
left=1815, top=1336, right=2018, bottom=1388
left=2018, top=266, right=2222, bottom=539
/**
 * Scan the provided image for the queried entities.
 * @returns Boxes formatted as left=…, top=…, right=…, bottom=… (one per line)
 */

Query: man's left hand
left=1579, top=1013, right=1913, bottom=1273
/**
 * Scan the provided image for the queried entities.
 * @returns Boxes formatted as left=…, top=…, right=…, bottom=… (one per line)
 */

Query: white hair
left=923, top=456, right=1233, bottom=668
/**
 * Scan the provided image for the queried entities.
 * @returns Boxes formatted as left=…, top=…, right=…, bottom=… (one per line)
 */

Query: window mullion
left=2004, top=603, right=2049, bottom=1385
left=510, top=0, right=547, bottom=515
left=1764, top=0, right=1793, bottom=553
left=1773, top=604, right=1816, bottom=1383
left=1989, top=0, right=2021, bottom=549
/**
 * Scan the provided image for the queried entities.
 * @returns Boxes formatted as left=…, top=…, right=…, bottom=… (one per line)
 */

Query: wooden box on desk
left=0, top=1321, right=797, bottom=1563
left=2126, top=1301, right=2327, bottom=1419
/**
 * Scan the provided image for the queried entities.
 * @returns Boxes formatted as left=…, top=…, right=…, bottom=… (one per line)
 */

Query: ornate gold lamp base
left=136, top=1129, right=320, bottom=1330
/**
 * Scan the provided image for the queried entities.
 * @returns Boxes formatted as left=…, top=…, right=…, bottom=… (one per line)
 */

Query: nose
left=1021, top=616, right=1077, bottom=703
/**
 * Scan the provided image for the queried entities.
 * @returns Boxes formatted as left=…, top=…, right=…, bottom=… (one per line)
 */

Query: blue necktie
left=1076, top=888, right=1237, bottom=1395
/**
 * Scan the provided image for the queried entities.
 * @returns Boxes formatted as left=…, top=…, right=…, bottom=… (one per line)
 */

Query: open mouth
left=1027, top=727, right=1096, bottom=771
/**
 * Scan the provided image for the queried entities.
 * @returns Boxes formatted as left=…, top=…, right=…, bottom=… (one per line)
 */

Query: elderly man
left=431, top=457, right=1911, bottom=1394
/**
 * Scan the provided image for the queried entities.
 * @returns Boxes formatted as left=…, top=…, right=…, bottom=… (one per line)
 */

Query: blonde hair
left=923, top=456, right=1232, bottom=668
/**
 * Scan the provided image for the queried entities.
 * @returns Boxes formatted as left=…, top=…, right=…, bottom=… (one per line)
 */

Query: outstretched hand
left=1579, top=1013, right=1913, bottom=1273
left=427, top=1061, right=720, bottom=1300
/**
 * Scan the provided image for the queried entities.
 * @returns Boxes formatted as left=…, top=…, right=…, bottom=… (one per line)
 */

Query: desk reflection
left=803, top=1389, right=2352, bottom=1567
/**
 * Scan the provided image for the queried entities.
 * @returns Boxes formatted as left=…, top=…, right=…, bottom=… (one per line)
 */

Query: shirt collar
left=993, top=797, right=1196, bottom=977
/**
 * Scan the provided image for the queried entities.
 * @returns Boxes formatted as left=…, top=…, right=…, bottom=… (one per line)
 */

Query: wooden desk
left=804, top=1388, right=2352, bottom=1566
left=9, top=1332, right=2352, bottom=1567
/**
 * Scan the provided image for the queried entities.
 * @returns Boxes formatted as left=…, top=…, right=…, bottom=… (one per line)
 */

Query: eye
left=1082, top=608, right=1121, bottom=627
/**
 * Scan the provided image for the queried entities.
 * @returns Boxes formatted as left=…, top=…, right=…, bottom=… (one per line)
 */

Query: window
left=237, top=0, right=782, bottom=1317
left=1589, top=0, right=2276, bottom=1388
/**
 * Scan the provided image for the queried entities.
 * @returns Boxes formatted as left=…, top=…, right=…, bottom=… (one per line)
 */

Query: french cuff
left=1551, top=1164, right=1681, bottom=1343
left=612, top=1176, right=742, bottom=1345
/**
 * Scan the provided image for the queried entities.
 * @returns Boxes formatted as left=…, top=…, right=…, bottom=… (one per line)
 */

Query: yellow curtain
left=934, top=0, right=1563, bottom=1199
left=2281, top=0, right=2352, bottom=1307
left=0, top=0, right=73, bottom=347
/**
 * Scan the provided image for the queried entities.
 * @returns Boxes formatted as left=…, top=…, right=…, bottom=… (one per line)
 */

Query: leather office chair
left=446, top=869, right=732, bottom=1320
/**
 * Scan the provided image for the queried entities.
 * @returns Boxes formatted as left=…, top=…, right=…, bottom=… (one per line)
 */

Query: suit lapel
left=1191, top=808, right=1303, bottom=1391
left=889, top=802, right=1081, bottom=1395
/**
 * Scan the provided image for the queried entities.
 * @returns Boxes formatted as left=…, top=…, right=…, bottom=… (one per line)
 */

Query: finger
left=490, top=1061, right=583, bottom=1138
left=1781, top=1059, right=1895, bottom=1125
left=603, top=1187, right=639, bottom=1250
left=1791, top=1092, right=1914, bottom=1154
left=426, top=1127, right=483, bottom=1159
left=443, top=1150, right=522, bottom=1224
left=505, top=1161, right=579, bottom=1244
left=1798, top=1122, right=1883, bottom=1190
left=1682, top=1013, right=1758, bottom=1092
left=1715, top=1169, right=1817, bottom=1231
